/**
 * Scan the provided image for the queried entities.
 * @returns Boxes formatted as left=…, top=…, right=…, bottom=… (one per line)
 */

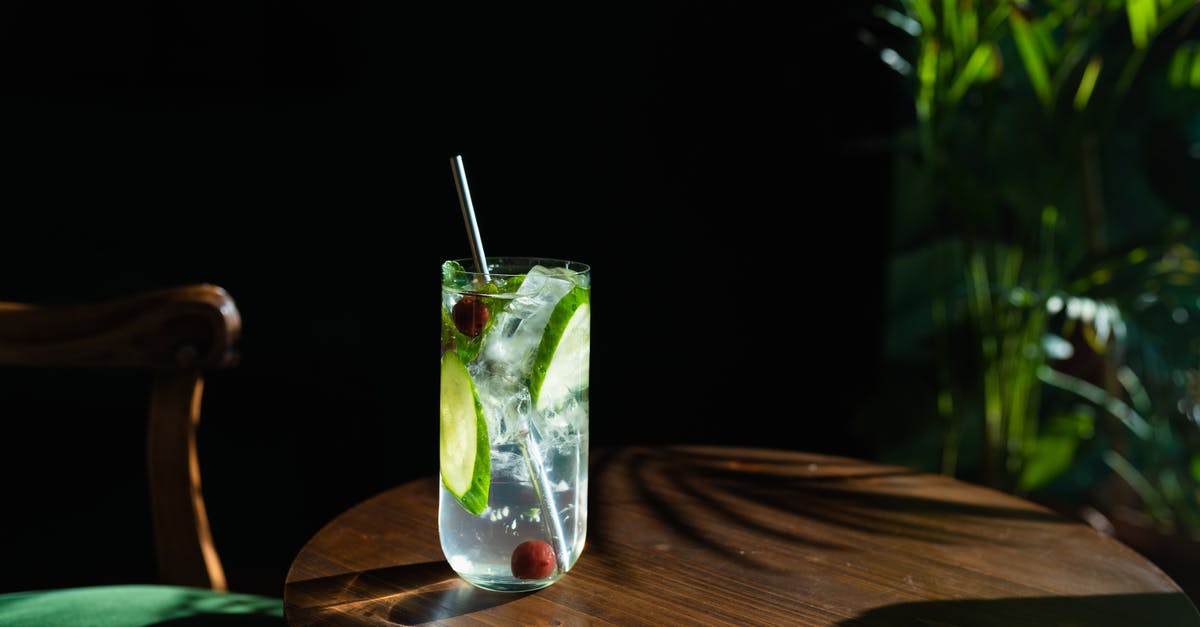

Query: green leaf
left=1115, top=365, right=1153, bottom=414
left=903, top=0, right=937, bottom=32
left=1168, top=44, right=1191, bottom=87
left=917, top=38, right=940, bottom=122
left=1032, top=18, right=1061, bottom=64
left=947, top=45, right=996, bottom=103
left=981, top=4, right=1010, bottom=40
left=442, top=259, right=469, bottom=287
left=1036, top=365, right=1153, bottom=440
left=1073, top=56, right=1103, bottom=110
left=1126, top=0, right=1158, bottom=49
left=1191, top=45, right=1200, bottom=88
left=961, top=1, right=979, bottom=51
left=1018, top=434, right=1077, bottom=492
left=1104, top=449, right=1173, bottom=527
left=944, top=0, right=962, bottom=55
left=1010, top=10, right=1053, bottom=107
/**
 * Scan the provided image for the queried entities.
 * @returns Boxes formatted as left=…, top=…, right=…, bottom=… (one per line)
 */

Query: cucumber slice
left=440, top=351, right=490, bottom=514
left=530, top=286, right=590, bottom=411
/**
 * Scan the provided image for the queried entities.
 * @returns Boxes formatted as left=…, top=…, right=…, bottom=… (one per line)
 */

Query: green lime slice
left=440, top=351, right=490, bottom=515
left=530, top=286, right=590, bottom=411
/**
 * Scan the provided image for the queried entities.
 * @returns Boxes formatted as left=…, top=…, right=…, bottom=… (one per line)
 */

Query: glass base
left=458, top=573, right=562, bottom=593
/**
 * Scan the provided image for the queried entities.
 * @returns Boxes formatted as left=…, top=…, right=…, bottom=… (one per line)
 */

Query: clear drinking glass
left=438, top=257, right=590, bottom=592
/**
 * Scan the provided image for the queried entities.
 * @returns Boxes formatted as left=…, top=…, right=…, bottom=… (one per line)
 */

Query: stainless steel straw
left=451, top=155, right=491, bottom=282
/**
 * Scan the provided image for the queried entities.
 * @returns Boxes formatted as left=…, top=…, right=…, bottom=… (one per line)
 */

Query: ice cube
left=470, top=266, right=577, bottom=448
left=469, top=357, right=532, bottom=446
left=477, top=265, right=573, bottom=388
left=490, top=448, right=529, bottom=483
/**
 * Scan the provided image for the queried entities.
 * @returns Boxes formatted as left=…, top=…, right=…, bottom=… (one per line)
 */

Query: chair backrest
left=0, top=284, right=241, bottom=591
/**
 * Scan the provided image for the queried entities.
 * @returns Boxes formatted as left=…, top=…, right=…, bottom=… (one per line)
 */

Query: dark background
left=0, top=2, right=901, bottom=596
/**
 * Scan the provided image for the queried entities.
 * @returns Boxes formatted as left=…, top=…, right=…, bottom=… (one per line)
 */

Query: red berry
left=452, top=296, right=488, bottom=337
left=511, top=540, right=556, bottom=579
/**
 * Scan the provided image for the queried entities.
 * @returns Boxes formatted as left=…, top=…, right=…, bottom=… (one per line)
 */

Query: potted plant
left=863, top=0, right=1200, bottom=593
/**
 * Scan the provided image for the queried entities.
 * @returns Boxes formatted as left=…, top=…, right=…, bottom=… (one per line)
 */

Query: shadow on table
left=285, top=560, right=519, bottom=624
left=835, top=592, right=1200, bottom=626
left=590, top=446, right=1073, bottom=573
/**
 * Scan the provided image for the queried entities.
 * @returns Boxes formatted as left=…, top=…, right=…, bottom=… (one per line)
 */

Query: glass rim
left=447, top=257, right=591, bottom=278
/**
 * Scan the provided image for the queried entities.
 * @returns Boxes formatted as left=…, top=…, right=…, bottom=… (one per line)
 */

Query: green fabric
left=0, top=584, right=284, bottom=626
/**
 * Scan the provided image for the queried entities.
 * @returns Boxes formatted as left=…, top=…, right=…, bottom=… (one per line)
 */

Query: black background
left=0, top=1, right=902, bottom=595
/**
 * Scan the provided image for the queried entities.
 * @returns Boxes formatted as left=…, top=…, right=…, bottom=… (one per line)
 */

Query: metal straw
left=448, top=154, right=571, bottom=574
left=451, top=155, right=491, bottom=282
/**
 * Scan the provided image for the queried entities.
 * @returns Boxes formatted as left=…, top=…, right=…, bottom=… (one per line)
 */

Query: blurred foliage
left=865, top=0, right=1200, bottom=536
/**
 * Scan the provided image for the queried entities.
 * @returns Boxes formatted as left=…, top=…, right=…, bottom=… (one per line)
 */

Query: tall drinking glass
left=438, top=257, right=590, bottom=592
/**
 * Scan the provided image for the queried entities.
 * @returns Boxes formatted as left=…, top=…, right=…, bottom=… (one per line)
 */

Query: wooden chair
left=0, top=285, right=283, bottom=625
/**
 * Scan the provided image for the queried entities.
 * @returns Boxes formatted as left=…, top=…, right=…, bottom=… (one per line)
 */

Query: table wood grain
left=284, top=446, right=1200, bottom=626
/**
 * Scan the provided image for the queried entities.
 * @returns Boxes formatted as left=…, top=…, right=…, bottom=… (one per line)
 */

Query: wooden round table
left=284, top=446, right=1199, bottom=625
